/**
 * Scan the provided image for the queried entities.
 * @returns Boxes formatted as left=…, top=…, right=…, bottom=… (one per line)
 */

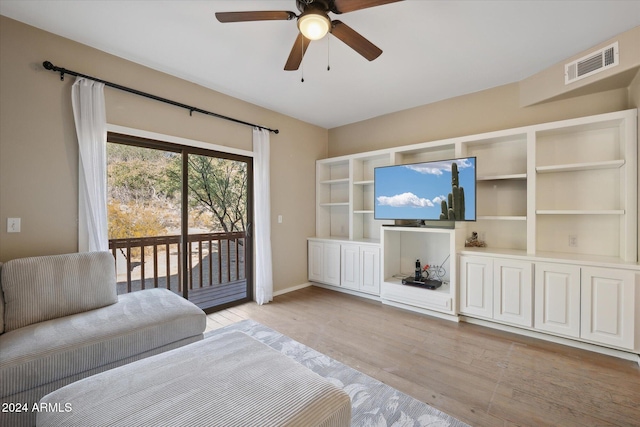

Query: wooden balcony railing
left=108, top=232, right=246, bottom=295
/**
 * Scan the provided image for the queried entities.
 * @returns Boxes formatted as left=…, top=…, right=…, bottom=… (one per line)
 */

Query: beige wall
left=327, top=27, right=639, bottom=158
left=0, top=16, right=328, bottom=294
left=327, top=83, right=629, bottom=157
left=519, top=26, right=640, bottom=107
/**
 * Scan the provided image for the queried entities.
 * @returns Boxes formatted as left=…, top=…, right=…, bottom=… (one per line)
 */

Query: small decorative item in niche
left=465, top=231, right=486, bottom=247
left=421, top=264, right=430, bottom=280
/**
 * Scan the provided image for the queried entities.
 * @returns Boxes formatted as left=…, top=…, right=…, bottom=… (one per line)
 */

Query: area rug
left=205, top=319, right=470, bottom=427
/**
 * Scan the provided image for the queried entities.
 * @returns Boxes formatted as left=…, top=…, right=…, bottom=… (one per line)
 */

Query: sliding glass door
left=183, top=150, right=253, bottom=311
left=107, top=133, right=253, bottom=312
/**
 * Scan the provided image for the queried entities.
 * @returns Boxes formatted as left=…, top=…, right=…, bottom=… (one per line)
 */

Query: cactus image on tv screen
left=374, top=157, right=476, bottom=221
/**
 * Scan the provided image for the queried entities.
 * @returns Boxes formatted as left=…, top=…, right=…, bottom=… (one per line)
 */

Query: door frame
left=105, top=125, right=254, bottom=311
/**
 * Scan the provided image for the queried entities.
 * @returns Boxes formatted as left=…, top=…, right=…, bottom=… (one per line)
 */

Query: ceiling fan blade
left=285, top=33, right=311, bottom=71
left=333, top=0, right=403, bottom=14
left=215, top=11, right=295, bottom=23
left=331, top=21, right=382, bottom=61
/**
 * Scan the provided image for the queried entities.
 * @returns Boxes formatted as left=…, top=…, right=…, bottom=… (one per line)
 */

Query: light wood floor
left=205, top=286, right=640, bottom=427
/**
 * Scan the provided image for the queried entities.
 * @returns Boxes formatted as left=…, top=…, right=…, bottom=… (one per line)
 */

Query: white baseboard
left=311, top=283, right=381, bottom=301
left=273, top=282, right=312, bottom=297
left=382, top=299, right=460, bottom=322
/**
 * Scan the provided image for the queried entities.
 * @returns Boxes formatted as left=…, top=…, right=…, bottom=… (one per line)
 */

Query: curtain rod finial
left=43, top=61, right=65, bottom=80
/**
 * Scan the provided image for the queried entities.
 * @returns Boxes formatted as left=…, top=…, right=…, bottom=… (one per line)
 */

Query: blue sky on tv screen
left=374, top=158, right=476, bottom=221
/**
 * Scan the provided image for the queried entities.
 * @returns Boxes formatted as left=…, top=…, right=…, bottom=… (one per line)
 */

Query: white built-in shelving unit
left=309, top=109, right=639, bottom=360
left=532, top=112, right=637, bottom=261
left=460, top=132, right=530, bottom=252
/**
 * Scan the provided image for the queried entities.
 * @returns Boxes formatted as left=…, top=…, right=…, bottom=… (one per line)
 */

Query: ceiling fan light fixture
left=297, top=11, right=330, bottom=40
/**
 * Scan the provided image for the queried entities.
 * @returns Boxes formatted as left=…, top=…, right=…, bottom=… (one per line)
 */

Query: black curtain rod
left=42, top=61, right=279, bottom=134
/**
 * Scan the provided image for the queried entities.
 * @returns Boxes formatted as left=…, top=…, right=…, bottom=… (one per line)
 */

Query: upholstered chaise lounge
left=0, top=251, right=206, bottom=427
left=37, top=330, right=352, bottom=427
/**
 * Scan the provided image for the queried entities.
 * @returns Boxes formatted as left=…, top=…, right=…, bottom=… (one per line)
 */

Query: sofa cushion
left=0, top=288, right=205, bottom=398
left=1, top=252, right=117, bottom=332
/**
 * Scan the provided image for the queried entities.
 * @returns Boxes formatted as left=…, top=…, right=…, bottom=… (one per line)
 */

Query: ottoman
left=37, top=331, right=352, bottom=426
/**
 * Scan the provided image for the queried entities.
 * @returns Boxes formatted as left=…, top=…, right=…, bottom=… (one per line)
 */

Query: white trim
left=272, top=282, right=312, bottom=297
left=381, top=299, right=461, bottom=322
left=312, top=283, right=382, bottom=302
left=107, top=124, right=254, bottom=158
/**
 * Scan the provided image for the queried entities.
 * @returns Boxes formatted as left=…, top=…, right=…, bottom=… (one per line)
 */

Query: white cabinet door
left=534, top=263, right=581, bottom=338
left=323, top=242, right=341, bottom=286
left=493, top=259, right=533, bottom=327
left=308, top=240, right=324, bottom=283
left=308, top=240, right=341, bottom=286
left=459, top=256, right=493, bottom=318
left=341, top=244, right=360, bottom=290
left=360, top=245, right=380, bottom=295
left=581, top=267, right=636, bottom=350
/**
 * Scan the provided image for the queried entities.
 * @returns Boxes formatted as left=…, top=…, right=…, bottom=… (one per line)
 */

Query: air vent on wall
left=565, top=42, right=619, bottom=85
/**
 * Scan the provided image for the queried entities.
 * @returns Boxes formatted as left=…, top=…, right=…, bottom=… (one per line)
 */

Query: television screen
left=374, top=157, right=476, bottom=221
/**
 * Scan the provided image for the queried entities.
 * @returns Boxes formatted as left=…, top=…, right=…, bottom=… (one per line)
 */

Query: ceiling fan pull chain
left=327, top=36, right=331, bottom=71
left=301, top=35, right=305, bottom=82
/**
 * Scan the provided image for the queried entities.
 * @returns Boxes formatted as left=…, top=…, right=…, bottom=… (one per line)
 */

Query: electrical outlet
left=568, top=235, right=577, bottom=247
left=7, top=218, right=21, bottom=233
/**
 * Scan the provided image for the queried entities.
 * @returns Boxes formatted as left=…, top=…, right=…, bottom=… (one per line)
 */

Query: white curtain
left=253, top=127, right=273, bottom=305
left=72, top=77, right=108, bottom=252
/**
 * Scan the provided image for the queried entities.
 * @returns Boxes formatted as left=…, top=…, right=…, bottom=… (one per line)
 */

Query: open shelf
left=351, top=153, right=393, bottom=241
left=536, top=160, right=624, bottom=174
left=320, top=178, right=350, bottom=185
left=383, top=277, right=452, bottom=296
left=477, top=215, right=527, bottom=221
left=533, top=110, right=636, bottom=261
left=461, top=132, right=528, bottom=253
left=320, top=202, right=350, bottom=207
left=477, top=173, right=527, bottom=181
left=380, top=226, right=457, bottom=316
left=476, top=179, right=527, bottom=219
left=536, top=210, right=624, bottom=215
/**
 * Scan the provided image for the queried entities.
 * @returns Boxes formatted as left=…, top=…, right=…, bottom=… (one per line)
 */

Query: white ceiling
left=1, top=1, right=639, bottom=129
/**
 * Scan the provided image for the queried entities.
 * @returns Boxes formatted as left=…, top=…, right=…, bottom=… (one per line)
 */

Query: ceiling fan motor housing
left=296, top=0, right=340, bottom=15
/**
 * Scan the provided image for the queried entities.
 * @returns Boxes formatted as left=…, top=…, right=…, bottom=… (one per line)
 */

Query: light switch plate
left=7, top=218, right=21, bottom=233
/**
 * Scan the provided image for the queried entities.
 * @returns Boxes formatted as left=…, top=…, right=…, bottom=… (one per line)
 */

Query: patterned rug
left=205, top=319, right=470, bottom=427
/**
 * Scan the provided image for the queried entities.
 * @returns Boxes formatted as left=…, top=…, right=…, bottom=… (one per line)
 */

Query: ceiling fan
left=215, top=0, right=403, bottom=70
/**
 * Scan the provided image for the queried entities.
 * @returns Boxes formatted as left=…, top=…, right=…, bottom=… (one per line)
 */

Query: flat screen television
left=374, top=157, right=476, bottom=222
